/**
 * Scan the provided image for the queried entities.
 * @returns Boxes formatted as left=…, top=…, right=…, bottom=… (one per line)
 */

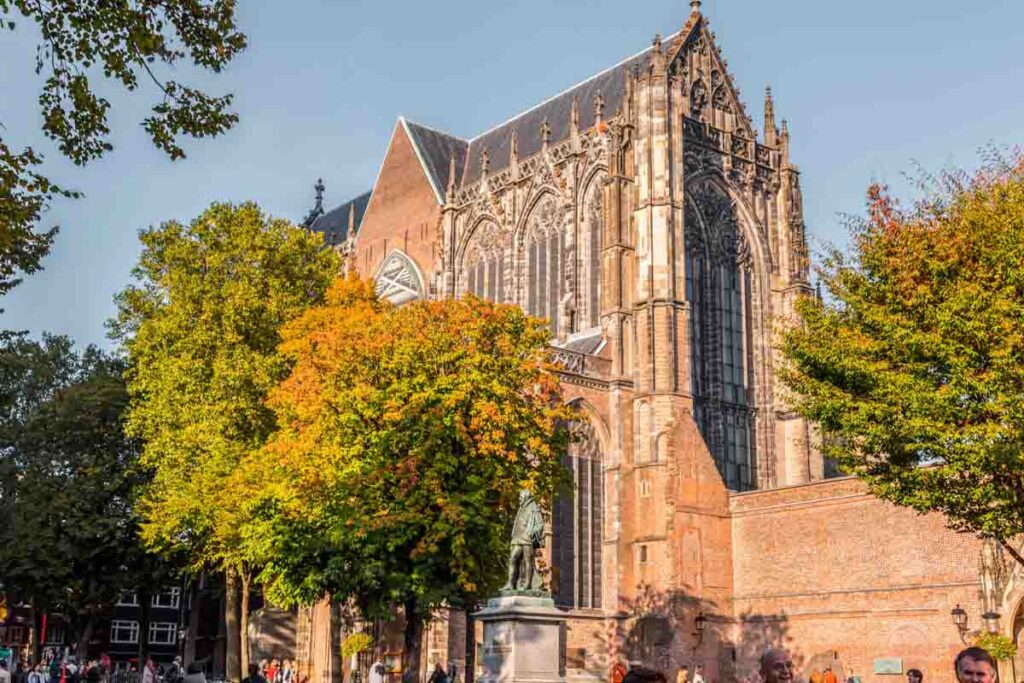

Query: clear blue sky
left=1, top=0, right=1022, bottom=348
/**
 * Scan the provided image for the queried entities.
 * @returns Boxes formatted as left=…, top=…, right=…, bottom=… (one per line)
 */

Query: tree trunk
left=240, top=569, right=251, bottom=679
left=76, top=618, right=96, bottom=661
left=30, top=609, right=41, bottom=664
left=225, top=569, right=241, bottom=683
left=463, top=608, right=475, bottom=683
left=401, top=598, right=424, bottom=683
left=138, top=589, right=153, bottom=667
left=185, top=579, right=201, bottom=665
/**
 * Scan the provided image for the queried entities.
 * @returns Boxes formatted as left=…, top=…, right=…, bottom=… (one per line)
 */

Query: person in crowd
left=0, top=661, right=12, bottom=683
left=809, top=670, right=823, bottom=683
left=242, top=664, right=265, bottom=683
left=426, top=663, right=447, bottom=683
left=142, top=658, right=156, bottom=683
left=13, top=661, right=27, bottom=683
left=955, top=648, right=997, bottom=683
left=676, top=665, right=688, bottom=683
left=907, top=669, right=923, bottom=683
left=447, top=661, right=457, bottom=683
left=823, top=666, right=838, bottom=683
left=760, top=649, right=795, bottom=683
left=691, top=665, right=704, bottom=683
left=267, top=661, right=279, bottom=683
left=621, top=666, right=667, bottom=683
left=368, top=658, right=385, bottom=683
left=27, top=664, right=46, bottom=683
left=611, top=661, right=627, bottom=683
left=181, top=662, right=206, bottom=683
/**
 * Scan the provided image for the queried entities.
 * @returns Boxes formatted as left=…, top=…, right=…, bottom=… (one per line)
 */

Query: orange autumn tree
left=240, top=275, right=573, bottom=683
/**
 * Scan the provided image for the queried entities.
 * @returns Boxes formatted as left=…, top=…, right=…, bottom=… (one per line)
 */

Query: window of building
left=551, top=418, right=603, bottom=610
left=116, top=591, right=138, bottom=606
left=149, top=622, right=177, bottom=645
left=374, top=250, right=424, bottom=306
left=6, top=626, right=23, bottom=644
left=45, top=626, right=66, bottom=645
left=152, top=587, right=181, bottom=609
left=639, top=479, right=652, bottom=497
left=685, top=187, right=756, bottom=492
left=639, top=545, right=648, bottom=564
left=578, top=176, right=605, bottom=331
left=110, top=621, right=139, bottom=644
left=524, top=195, right=562, bottom=335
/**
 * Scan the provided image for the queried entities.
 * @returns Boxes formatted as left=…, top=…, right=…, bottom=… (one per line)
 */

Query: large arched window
left=685, top=185, right=756, bottom=491
left=524, top=195, right=562, bottom=334
left=551, top=418, right=603, bottom=609
left=578, top=175, right=605, bottom=331
left=462, top=220, right=506, bottom=302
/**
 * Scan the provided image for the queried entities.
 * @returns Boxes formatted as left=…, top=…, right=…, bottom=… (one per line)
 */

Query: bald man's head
left=760, top=649, right=794, bottom=683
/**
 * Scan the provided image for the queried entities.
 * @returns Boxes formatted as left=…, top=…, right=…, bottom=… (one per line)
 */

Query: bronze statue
left=502, top=489, right=546, bottom=593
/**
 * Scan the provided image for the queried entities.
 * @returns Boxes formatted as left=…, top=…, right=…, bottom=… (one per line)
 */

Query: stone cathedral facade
left=301, top=5, right=1004, bottom=683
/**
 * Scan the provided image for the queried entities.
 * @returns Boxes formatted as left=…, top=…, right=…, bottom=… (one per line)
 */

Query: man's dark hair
left=623, top=668, right=667, bottom=683
left=955, top=648, right=997, bottom=678
left=907, top=670, right=923, bottom=679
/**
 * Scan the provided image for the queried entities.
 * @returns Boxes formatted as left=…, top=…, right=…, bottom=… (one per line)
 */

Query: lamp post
left=693, top=613, right=707, bottom=649
left=951, top=605, right=969, bottom=644
left=982, top=611, right=1001, bottom=635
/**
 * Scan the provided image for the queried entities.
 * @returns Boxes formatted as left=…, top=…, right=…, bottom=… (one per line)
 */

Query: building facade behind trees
left=301, top=4, right=1012, bottom=683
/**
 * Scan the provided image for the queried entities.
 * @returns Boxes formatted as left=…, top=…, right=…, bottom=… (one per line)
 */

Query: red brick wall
left=354, top=122, right=442, bottom=283
left=730, top=477, right=984, bottom=683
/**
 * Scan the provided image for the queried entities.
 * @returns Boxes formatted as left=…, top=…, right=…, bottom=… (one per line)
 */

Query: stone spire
left=764, top=86, right=777, bottom=146
left=480, top=148, right=490, bottom=176
left=540, top=118, right=552, bottom=148
left=570, top=95, right=580, bottom=135
left=348, top=202, right=356, bottom=236
left=301, top=177, right=326, bottom=229
left=594, top=91, right=605, bottom=131
left=446, top=152, right=457, bottom=201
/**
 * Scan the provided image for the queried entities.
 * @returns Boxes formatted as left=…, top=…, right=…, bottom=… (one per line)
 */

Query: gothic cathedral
left=302, top=4, right=995, bottom=682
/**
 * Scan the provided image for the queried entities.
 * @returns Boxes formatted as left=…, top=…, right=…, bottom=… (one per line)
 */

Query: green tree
left=0, top=333, right=162, bottom=659
left=0, top=0, right=246, bottom=296
left=780, top=152, right=1024, bottom=565
left=241, top=277, right=573, bottom=683
left=111, top=202, right=340, bottom=680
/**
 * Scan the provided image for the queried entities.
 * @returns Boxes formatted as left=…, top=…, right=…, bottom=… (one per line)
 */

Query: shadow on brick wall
left=580, top=585, right=799, bottom=683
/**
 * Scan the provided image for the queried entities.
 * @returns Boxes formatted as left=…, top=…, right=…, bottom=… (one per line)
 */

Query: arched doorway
left=626, top=616, right=672, bottom=672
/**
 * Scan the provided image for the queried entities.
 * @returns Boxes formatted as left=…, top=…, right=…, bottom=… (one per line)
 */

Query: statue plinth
left=474, top=594, right=566, bottom=683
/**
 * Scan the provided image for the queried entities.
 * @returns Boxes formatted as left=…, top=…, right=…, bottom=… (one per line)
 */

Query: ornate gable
left=667, top=14, right=756, bottom=139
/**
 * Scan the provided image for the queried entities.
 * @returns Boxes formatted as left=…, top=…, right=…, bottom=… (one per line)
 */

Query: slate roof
left=461, top=33, right=678, bottom=185
left=313, top=24, right=696, bottom=226
left=308, top=190, right=371, bottom=247
left=403, top=119, right=468, bottom=202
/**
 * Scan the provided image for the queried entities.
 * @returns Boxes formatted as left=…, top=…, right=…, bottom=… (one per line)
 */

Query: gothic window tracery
left=462, top=219, right=506, bottom=302
left=578, top=175, right=605, bottom=331
left=375, top=250, right=425, bottom=306
left=551, top=418, right=603, bottom=609
left=685, top=186, right=756, bottom=491
left=523, top=194, right=563, bottom=334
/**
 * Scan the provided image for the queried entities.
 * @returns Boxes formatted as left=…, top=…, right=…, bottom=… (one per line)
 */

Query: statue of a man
left=502, top=489, right=545, bottom=592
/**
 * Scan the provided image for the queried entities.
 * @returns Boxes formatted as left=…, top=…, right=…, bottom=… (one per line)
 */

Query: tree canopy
left=111, top=202, right=340, bottom=677
left=0, top=0, right=245, bottom=295
left=0, top=333, right=153, bottom=655
left=239, top=276, right=573, bottom=683
left=780, top=152, right=1024, bottom=563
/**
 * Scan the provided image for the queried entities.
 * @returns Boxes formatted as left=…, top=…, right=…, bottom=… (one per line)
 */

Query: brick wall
left=354, top=123, right=442, bottom=282
left=730, top=477, right=984, bottom=683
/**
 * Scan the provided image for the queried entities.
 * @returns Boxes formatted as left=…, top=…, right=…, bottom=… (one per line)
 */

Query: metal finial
left=691, top=0, right=702, bottom=13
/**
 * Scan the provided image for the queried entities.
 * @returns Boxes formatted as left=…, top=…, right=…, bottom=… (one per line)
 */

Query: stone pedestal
left=474, top=595, right=566, bottom=683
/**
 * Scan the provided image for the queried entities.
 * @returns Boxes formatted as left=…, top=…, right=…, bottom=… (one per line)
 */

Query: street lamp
left=693, top=613, right=707, bottom=648
left=951, top=605, right=969, bottom=643
left=982, top=611, right=1001, bottom=635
